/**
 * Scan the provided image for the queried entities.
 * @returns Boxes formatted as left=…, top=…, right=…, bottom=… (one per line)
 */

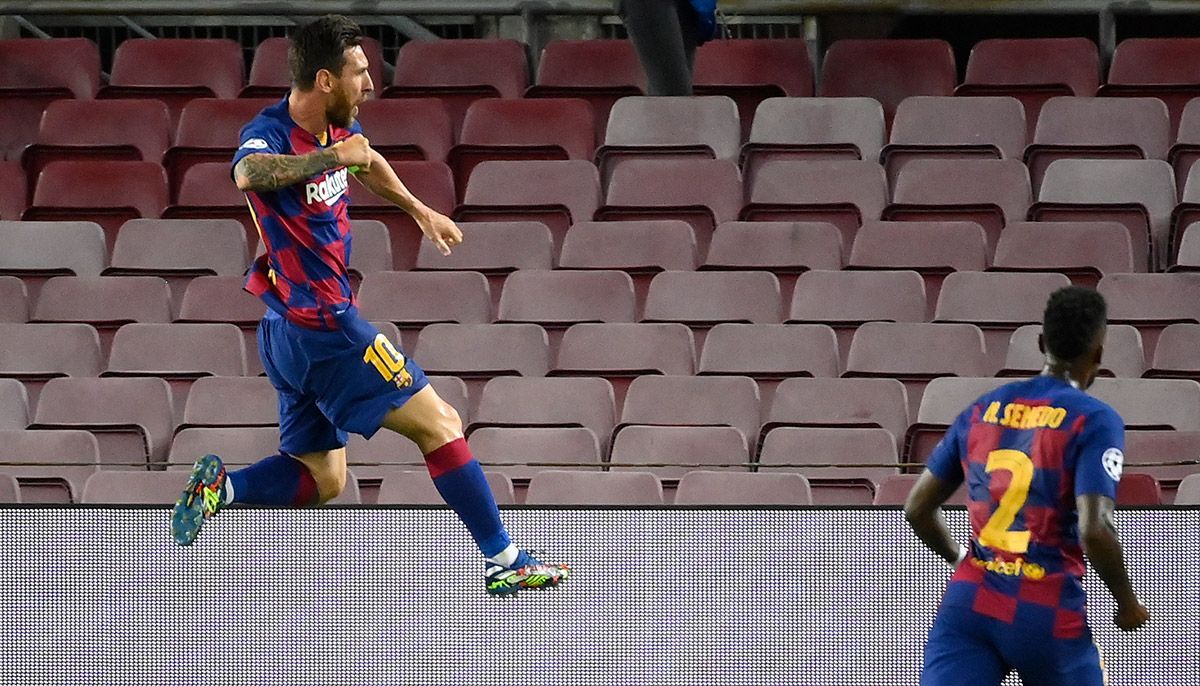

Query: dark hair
left=1042, top=286, right=1107, bottom=362
left=289, top=15, right=364, bottom=90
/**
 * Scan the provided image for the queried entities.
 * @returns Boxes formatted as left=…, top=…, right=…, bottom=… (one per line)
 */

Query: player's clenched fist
left=1114, top=602, right=1149, bottom=632
left=331, top=134, right=373, bottom=170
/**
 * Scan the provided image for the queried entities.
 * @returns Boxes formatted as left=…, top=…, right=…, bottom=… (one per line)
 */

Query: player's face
left=327, top=45, right=372, bottom=128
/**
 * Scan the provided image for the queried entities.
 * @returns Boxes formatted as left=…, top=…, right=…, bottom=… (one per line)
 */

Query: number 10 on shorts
left=363, top=334, right=414, bottom=389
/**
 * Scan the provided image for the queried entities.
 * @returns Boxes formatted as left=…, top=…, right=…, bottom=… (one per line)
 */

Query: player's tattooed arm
left=234, top=150, right=339, bottom=192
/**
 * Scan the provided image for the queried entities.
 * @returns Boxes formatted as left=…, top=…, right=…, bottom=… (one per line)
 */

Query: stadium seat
left=1116, top=473, right=1162, bottom=506
left=1168, top=163, right=1200, bottom=267
left=0, top=221, right=106, bottom=300
left=1098, top=273, right=1200, bottom=360
left=848, top=221, right=988, bottom=314
left=740, top=97, right=885, bottom=189
left=176, top=275, right=267, bottom=374
left=21, top=99, right=171, bottom=188
left=597, top=158, right=742, bottom=253
left=552, top=323, right=695, bottom=388
left=104, top=219, right=248, bottom=313
left=99, top=38, right=245, bottom=127
left=1170, top=224, right=1200, bottom=273
left=883, top=159, right=1032, bottom=256
left=559, top=221, right=698, bottom=301
left=343, top=431, right=428, bottom=489
left=342, top=219, right=393, bottom=289
left=1174, top=473, right=1200, bottom=505
left=180, top=376, right=277, bottom=430
left=359, top=271, right=492, bottom=352
left=1000, top=324, right=1146, bottom=379
left=354, top=98, right=454, bottom=166
left=497, top=270, right=637, bottom=333
left=787, top=270, right=927, bottom=366
left=454, top=160, right=601, bottom=251
left=417, top=221, right=554, bottom=275
left=674, top=470, right=814, bottom=505
left=702, top=221, right=842, bottom=302
left=880, top=96, right=1027, bottom=185
left=765, top=377, right=909, bottom=451
left=741, top=160, right=887, bottom=253
left=32, top=276, right=172, bottom=357
left=525, top=469, right=663, bottom=505
left=0, top=474, right=18, bottom=503
left=595, top=96, right=740, bottom=184
left=618, top=375, right=760, bottom=449
left=759, top=426, right=900, bottom=504
left=990, top=221, right=1137, bottom=286
left=23, top=160, right=169, bottom=252
left=525, top=40, right=645, bottom=143
left=1024, top=97, right=1170, bottom=192
left=163, top=97, right=279, bottom=200
left=698, top=323, right=839, bottom=380
left=80, top=470, right=185, bottom=505
left=385, top=39, right=529, bottom=137
left=242, top=36, right=385, bottom=99
left=902, top=376, right=1008, bottom=465
left=0, top=378, right=29, bottom=430
left=30, top=377, right=174, bottom=465
left=351, top=160, right=455, bottom=270
left=1124, top=430, right=1200, bottom=499
left=818, top=39, right=957, bottom=130
left=1146, top=323, right=1200, bottom=381
left=162, top=162, right=257, bottom=254
left=0, top=276, right=26, bottom=323
left=467, top=426, right=602, bottom=480
left=0, top=323, right=102, bottom=405
left=1098, top=38, right=1200, bottom=135
left=375, top=469, right=514, bottom=506
left=692, top=38, right=815, bottom=139
left=414, top=324, right=549, bottom=379
left=470, top=376, right=615, bottom=452
left=956, top=38, right=1101, bottom=140
left=1029, top=159, right=1175, bottom=271
left=873, top=474, right=968, bottom=506
left=168, top=426, right=279, bottom=467
left=1089, top=378, right=1200, bottom=431
left=0, top=428, right=98, bottom=504
left=1167, top=98, right=1200, bottom=195
left=844, top=322, right=990, bottom=418
left=934, top=271, right=1071, bottom=370
left=0, top=162, right=26, bottom=220
left=642, top=271, right=781, bottom=335
left=610, top=425, right=748, bottom=478
left=0, top=38, right=100, bottom=161
left=449, top=98, right=594, bottom=199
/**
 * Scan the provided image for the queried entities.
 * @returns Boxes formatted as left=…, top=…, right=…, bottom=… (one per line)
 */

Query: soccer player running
left=905, top=286, right=1148, bottom=685
left=170, top=15, right=569, bottom=596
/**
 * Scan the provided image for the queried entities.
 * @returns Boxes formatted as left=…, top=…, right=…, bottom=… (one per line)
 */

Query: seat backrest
left=33, top=376, right=174, bottom=463
left=992, top=221, right=1136, bottom=277
left=0, top=322, right=102, bottom=378
left=559, top=220, right=699, bottom=272
left=554, top=323, right=695, bottom=376
left=704, top=221, right=843, bottom=272
left=108, top=38, right=244, bottom=98
left=604, top=158, right=743, bottom=226
left=0, top=163, right=26, bottom=221
left=174, top=98, right=280, bottom=148
left=788, top=270, right=926, bottom=324
left=168, top=426, right=280, bottom=466
left=1116, top=430, right=1200, bottom=485
left=0, top=221, right=106, bottom=277
left=758, top=426, right=899, bottom=482
left=533, top=40, right=645, bottom=90
left=1116, top=472, right=1162, bottom=505
left=1032, top=96, right=1170, bottom=159
left=891, top=158, right=1032, bottom=225
left=1106, top=38, right=1200, bottom=85
left=0, top=473, right=18, bottom=503
left=0, top=276, right=26, bottom=322
left=846, top=322, right=990, bottom=377
left=461, top=160, right=601, bottom=224
left=177, top=275, right=266, bottom=325
left=80, top=470, right=184, bottom=504
left=0, top=429, right=99, bottom=502
left=674, top=470, right=813, bottom=505
left=106, top=323, right=246, bottom=377
left=355, top=98, right=454, bottom=162
left=692, top=39, right=815, bottom=96
left=915, top=377, right=1010, bottom=425
left=460, top=98, right=595, bottom=159
left=748, top=159, right=888, bottom=220
left=1038, top=159, right=1177, bottom=231
left=0, top=378, right=29, bottom=429
left=889, top=96, right=1027, bottom=159
left=376, top=468, right=514, bottom=505
left=468, top=426, right=601, bottom=479
left=748, top=97, right=886, bottom=162
left=873, top=473, right=969, bottom=506
left=620, top=375, right=760, bottom=443
left=610, top=425, right=748, bottom=477
left=1175, top=473, right=1200, bottom=504
left=603, top=96, right=741, bottom=161
left=1150, top=323, right=1200, bottom=375
left=36, top=99, right=172, bottom=161
left=498, top=270, right=636, bottom=325
left=32, top=276, right=171, bottom=326
left=935, top=271, right=1071, bottom=325
left=961, top=38, right=1100, bottom=95
left=414, top=324, right=549, bottom=377
left=0, top=38, right=100, bottom=97
left=643, top=270, right=781, bottom=325
left=182, top=376, right=278, bottom=428
left=31, top=160, right=168, bottom=217
left=768, top=377, right=909, bottom=442
left=472, top=376, right=615, bottom=447
left=525, top=469, right=663, bottom=505
left=416, top=221, right=554, bottom=273
left=698, top=323, right=839, bottom=378
left=109, top=219, right=247, bottom=275
left=393, top=39, right=528, bottom=97
left=174, top=161, right=246, bottom=207
left=818, top=39, right=957, bottom=122
left=849, top=221, right=988, bottom=272
left=1003, top=324, right=1145, bottom=378
left=1089, top=378, right=1200, bottom=431
left=1099, top=273, right=1200, bottom=324
left=358, top=271, right=492, bottom=326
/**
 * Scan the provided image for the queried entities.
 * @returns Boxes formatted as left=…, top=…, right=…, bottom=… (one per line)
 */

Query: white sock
left=223, top=478, right=235, bottom=505
left=487, top=544, right=519, bottom=568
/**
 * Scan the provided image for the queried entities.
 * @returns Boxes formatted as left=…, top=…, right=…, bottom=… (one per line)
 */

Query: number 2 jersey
left=925, top=374, right=1126, bottom=639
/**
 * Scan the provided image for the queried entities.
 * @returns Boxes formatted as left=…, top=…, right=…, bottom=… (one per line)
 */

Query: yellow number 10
left=363, top=334, right=407, bottom=380
left=978, top=449, right=1034, bottom=554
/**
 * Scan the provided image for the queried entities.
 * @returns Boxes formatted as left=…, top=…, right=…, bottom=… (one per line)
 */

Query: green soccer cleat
left=485, top=550, right=571, bottom=596
left=170, top=454, right=228, bottom=546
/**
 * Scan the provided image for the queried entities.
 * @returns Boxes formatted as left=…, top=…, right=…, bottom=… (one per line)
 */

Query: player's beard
left=327, top=91, right=356, bottom=129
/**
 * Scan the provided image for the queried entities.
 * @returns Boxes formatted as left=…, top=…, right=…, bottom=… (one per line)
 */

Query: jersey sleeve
left=1073, top=406, right=1124, bottom=499
left=925, top=406, right=970, bottom=485
left=231, top=117, right=289, bottom=172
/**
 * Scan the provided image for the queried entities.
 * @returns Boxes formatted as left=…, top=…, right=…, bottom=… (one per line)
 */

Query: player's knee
left=314, top=466, right=348, bottom=504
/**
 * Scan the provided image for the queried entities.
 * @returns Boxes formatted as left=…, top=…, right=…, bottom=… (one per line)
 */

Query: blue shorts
left=922, top=604, right=1106, bottom=686
left=257, top=306, right=429, bottom=455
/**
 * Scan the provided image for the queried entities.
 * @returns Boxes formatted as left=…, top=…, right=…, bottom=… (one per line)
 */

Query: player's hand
left=1114, top=602, right=1149, bottom=631
left=417, top=208, right=463, bottom=256
left=331, top=134, right=373, bottom=171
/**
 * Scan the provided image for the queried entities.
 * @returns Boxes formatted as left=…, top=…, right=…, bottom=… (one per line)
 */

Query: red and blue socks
left=424, top=438, right=513, bottom=559
left=225, top=454, right=320, bottom=507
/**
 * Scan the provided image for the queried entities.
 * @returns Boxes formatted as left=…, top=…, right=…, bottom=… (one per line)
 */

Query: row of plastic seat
left=5, top=155, right=1200, bottom=271
left=0, top=463, right=1191, bottom=507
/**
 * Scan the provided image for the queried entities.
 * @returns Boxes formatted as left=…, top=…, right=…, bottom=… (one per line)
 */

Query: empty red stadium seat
left=414, top=324, right=549, bottom=379
left=991, top=222, right=1137, bottom=286
left=610, top=425, right=748, bottom=478
left=168, top=426, right=279, bottom=467
left=180, top=376, right=278, bottom=430
left=471, top=376, right=615, bottom=451
left=1098, top=273, right=1200, bottom=359
left=674, top=470, right=814, bottom=505
left=643, top=271, right=781, bottom=330
left=1000, top=324, right=1145, bottom=379
left=32, top=277, right=172, bottom=357
left=526, top=40, right=645, bottom=143
left=0, top=221, right=106, bottom=300
left=698, top=323, right=839, bottom=380
left=741, top=97, right=885, bottom=188
left=0, top=378, right=29, bottom=430
left=873, top=474, right=968, bottom=506
left=0, top=162, right=26, bottom=220
left=0, top=38, right=100, bottom=161
left=163, top=97, right=278, bottom=200
left=24, top=161, right=168, bottom=252
left=903, top=376, right=1007, bottom=464
left=176, top=275, right=267, bottom=330
left=1167, top=98, right=1200, bottom=195
left=0, top=429, right=98, bottom=503
left=1168, top=163, right=1200, bottom=267
left=553, top=323, right=695, bottom=383
left=30, top=376, right=174, bottom=465
left=1116, top=473, right=1162, bottom=506
left=497, top=270, right=636, bottom=330
left=525, top=469, right=663, bottom=505
left=1123, top=430, right=1200, bottom=499
left=818, top=39, right=957, bottom=130
left=1098, top=38, right=1200, bottom=135
left=619, top=375, right=760, bottom=448
left=595, top=96, right=740, bottom=184
left=759, top=426, right=900, bottom=504
left=354, top=98, right=454, bottom=167
left=766, top=377, right=910, bottom=451
left=81, top=470, right=186, bottom=505
left=416, top=221, right=554, bottom=281
left=467, top=427, right=601, bottom=480
left=375, top=469, right=514, bottom=506
left=693, top=38, right=815, bottom=139
left=702, top=222, right=843, bottom=300
left=881, top=96, right=1027, bottom=185
left=0, top=323, right=102, bottom=405
left=1089, top=378, right=1200, bottom=431
left=358, top=271, right=492, bottom=351
left=559, top=221, right=698, bottom=298
left=99, top=38, right=245, bottom=127
left=742, top=160, right=886, bottom=252
left=0, top=473, right=18, bottom=503
left=0, top=276, right=27, bottom=323
left=1146, top=323, right=1200, bottom=381
left=848, top=221, right=988, bottom=314
left=351, top=160, right=456, bottom=270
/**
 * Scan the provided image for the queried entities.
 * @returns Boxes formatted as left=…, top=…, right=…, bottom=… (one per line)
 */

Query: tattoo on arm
left=235, top=150, right=339, bottom=192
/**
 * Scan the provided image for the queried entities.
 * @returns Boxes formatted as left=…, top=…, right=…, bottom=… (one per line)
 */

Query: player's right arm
left=905, top=409, right=969, bottom=566
left=233, top=134, right=373, bottom=193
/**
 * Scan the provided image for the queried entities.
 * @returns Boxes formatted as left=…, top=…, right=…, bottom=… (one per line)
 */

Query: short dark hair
left=289, top=15, right=364, bottom=90
left=1042, top=286, right=1107, bottom=362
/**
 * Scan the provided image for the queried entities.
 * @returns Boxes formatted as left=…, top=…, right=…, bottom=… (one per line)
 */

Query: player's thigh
left=1012, top=635, right=1107, bottom=686
left=379, top=384, right=463, bottom=454
left=921, top=606, right=1008, bottom=686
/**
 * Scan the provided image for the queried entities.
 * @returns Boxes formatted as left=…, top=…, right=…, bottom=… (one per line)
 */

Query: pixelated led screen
left=0, top=507, right=1194, bottom=686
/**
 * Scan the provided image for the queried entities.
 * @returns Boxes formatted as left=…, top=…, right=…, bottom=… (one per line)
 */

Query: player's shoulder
left=238, top=98, right=292, bottom=142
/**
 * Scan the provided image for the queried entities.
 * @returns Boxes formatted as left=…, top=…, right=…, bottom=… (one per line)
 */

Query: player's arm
left=353, top=147, right=463, bottom=255
left=904, top=470, right=967, bottom=566
left=1078, top=493, right=1149, bottom=631
left=233, top=134, right=372, bottom=193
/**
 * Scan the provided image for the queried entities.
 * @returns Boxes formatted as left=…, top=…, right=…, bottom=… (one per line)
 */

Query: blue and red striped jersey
left=926, top=374, right=1125, bottom=639
left=233, top=97, right=362, bottom=330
